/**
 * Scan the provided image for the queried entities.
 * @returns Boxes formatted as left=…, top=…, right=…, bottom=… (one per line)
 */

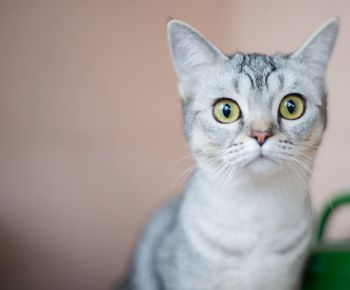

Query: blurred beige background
left=0, top=0, right=349, bottom=289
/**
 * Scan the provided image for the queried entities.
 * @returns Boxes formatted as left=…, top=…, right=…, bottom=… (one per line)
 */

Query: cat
left=118, top=18, right=339, bottom=290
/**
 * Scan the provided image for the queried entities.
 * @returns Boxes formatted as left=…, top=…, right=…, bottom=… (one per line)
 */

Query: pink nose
left=250, top=131, right=273, bottom=146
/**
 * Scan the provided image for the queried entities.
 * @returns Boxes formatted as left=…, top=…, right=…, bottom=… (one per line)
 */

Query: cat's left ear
left=291, top=18, right=340, bottom=76
left=167, top=19, right=227, bottom=100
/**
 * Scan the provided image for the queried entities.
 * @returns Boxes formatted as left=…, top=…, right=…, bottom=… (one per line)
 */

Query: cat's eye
left=279, top=94, right=305, bottom=120
left=213, top=98, right=241, bottom=124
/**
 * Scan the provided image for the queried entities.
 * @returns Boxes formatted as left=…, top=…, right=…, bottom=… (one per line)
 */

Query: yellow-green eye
left=279, top=94, right=305, bottom=120
left=213, top=99, right=241, bottom=123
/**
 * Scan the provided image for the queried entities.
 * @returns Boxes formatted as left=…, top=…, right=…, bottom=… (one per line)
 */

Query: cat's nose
left=250, top=130, right=273, bottom=146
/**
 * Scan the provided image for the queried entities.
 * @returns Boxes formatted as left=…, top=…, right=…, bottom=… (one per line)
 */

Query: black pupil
left=222, top=104, right=231, bottom=118
left=286, top=100, right=296, bottom=114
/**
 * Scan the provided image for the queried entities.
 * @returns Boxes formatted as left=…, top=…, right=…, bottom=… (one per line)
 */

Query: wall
left=0, top=1, right=349, bottom=289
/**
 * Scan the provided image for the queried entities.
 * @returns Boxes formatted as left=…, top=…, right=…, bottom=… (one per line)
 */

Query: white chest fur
left=177, top=170, right=313, bottom=290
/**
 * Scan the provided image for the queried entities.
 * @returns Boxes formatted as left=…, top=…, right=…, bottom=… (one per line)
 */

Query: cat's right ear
left=291, top=18, right=339, bottom=78
left=167, top=20, right=227, bottom=100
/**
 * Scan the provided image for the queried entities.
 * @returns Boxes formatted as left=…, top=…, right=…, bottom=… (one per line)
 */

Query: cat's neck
left=178, top=164, right=313, bottom=254
left=184, top=165, right=312, bottom=213
left=178, top=163, right=314, bottom=273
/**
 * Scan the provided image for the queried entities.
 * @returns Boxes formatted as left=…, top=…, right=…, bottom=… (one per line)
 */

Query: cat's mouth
left=250, top=153, right=276, bottom=163
left=244, top=152, right=278, bottom=173
left=257, top=155, right=276, bottom=163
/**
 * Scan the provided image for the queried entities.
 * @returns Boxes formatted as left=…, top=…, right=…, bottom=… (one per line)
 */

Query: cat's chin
left=244, top=156, right=280, bottom=176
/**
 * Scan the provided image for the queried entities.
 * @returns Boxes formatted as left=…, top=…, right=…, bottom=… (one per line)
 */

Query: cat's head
left=167, top=19, right=339, bottom=177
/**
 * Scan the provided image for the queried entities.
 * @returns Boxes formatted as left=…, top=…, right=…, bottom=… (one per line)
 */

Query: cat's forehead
left=230, top=53, right=281, bottom=71
left=199, top=53, right=285, bottom=99
left=229, top=53, right=286, bottom=91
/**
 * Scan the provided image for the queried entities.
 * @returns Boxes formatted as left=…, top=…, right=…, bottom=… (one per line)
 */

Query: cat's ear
left=291, top=18, right=339, bottom=76
left=167, top=19, right=227, bottom=99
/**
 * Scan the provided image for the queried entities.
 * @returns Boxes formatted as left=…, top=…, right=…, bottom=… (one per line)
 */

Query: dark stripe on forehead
left=264, top=59, right=277, bottom=89
left=243, top=68, right=255, bottom=89
left=240, top=53, right=278, bottom=90
left=239, top=54, right=254, bottom=88
left=256, top=74, right=264, bottom=88
left=233, top=78, right=240, bottom=93
left=239, top=54, right=247, bottom=72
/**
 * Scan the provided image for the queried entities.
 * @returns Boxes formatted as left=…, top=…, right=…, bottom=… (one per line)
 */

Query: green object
left=302, top=193, right=350, bottom=290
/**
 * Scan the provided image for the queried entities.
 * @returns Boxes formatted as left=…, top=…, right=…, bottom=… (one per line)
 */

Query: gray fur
left=118, top=18, right=339, bottom=290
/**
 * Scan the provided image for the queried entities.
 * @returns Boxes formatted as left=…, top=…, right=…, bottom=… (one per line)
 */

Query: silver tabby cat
left=118, top=18, right=339, bottom=290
